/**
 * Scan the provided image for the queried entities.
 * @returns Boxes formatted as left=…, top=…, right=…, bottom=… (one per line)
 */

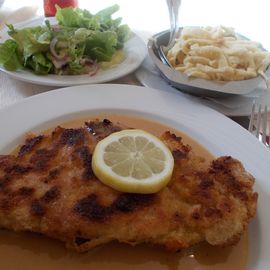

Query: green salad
left=0, top=5, right=130, bottom=75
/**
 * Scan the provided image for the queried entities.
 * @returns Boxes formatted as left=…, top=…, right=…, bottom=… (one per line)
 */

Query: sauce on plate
left=1, top=114, right=248, bottom=270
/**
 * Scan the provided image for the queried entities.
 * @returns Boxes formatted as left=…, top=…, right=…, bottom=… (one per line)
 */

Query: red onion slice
left=52, top=57, right=69, bottom=69
left=88, top=61, right=99, bottom=76
left=50, top=37, right=64, bottom=60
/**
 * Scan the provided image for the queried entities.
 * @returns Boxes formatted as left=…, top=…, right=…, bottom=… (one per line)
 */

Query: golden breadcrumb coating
left=0, top=120, right=257, bottom=252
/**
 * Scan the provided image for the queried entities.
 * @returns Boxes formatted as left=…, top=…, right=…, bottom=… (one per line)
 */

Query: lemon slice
left=92, top=129, right=174, bottom=194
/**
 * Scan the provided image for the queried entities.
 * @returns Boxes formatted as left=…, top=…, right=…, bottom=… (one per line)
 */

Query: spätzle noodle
left=167, top=26, right=270, bottom=86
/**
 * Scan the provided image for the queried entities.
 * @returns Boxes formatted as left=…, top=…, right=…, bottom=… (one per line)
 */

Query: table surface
left=0, top=70, right=142, bottom=108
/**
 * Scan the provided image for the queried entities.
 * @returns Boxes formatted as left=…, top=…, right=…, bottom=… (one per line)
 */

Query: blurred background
left=0, top=0, right=270, bottom=50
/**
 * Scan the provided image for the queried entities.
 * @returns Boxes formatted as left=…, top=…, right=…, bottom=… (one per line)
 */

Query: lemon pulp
left=92, top=129, right=174, bottom=194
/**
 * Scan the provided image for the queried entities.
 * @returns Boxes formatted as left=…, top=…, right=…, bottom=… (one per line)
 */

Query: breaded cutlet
left=0, top=119, right=258, bottom=252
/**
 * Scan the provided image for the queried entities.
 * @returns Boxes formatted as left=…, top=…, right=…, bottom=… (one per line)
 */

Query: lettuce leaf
left=7, top=24, right=51, bottom=62
left=56, top=5, right=130, bottom=51
left=0, top=39, right=22, bottom=70
left=84, top=31, right=117, bottom=61
left=115, top=24, right=130, bottom=49
left=56, top=6, right=100, bottom=30
left=25, top=53, right=52, bottom=75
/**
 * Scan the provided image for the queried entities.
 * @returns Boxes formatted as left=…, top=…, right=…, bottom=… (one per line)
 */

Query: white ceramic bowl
left=148, top=30, right=270, bottom=98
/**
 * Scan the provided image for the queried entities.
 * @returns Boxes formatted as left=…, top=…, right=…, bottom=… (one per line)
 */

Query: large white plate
left=0, top=84, right=269, bottom=270
left=0, top=18, right=146, bottom=86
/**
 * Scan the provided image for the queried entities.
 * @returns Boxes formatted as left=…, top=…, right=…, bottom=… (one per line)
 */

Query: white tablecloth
left=0, top=72, right=56, bottom=109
